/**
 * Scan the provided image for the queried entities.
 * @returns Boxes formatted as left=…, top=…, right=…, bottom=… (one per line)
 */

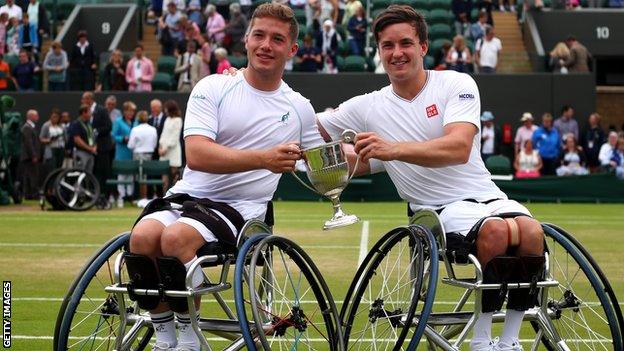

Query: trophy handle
left=347, top=156, right=359, bottom=182
left=290, top=171, right=320, bottom=194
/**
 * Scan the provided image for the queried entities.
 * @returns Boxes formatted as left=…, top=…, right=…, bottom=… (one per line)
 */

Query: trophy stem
left=323, top=195, right=360, bottom=230
left=329, top=195, right=346, bottom=218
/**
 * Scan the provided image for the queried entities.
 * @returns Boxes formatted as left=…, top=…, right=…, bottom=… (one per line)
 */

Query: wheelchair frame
left=54, top=219, right=345, bottom=351
left=341, top=209, right=623, bottom=351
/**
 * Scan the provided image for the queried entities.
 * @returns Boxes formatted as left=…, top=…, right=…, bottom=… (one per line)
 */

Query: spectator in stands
left=6, top=16, right=20, bottom=56
left=18, top=13, right=38, bottom=59
left=548, top=42, right=570, bottom=73
left=470, top=11, right=488, bottom=42
left=159, top=1, right=183, bottom=55
left=554, top=105, right=578, bottom=142
left=39, top=108, right=64, bottom=175
left=102, top=50, right=127, bottom=91
left=159, top=100, right=183, bottom=191
left=346, top=4, right=366, bottom=56
left=433, top=41, right=452, bottom=70
left=563, top=35, right=591, bottom=73
left=69, top=30, right=97, bottom=91
left=514, top=139, right=542, bottom=178
left=565, top=0, right=580, bottom=10
left=0, top=0, right=22, bottom=21
left=0, top=54, right=11, bottom=91
left=43, top=41, right=68, bottom=91
left=125, top=44, right=154, bottom=92
left=556, top=135, right=589, bottom=176
left=82, top=91, right=112, bottom=195
left=19, top=109, right=40, bottom=199
left=69, top=104, right=97, bottom=172
left=199, top=33, right=213, bottom=77
left=162, top=0, right=185, bottom=13
left=480, top=111, right=501, bottom=161
left=204, top=4, right=226, bottom=46
left=609, top=0, right=624, bottom=7
left=214, top=47, right=231, bottom=74
left=318, top=0, right=339, bottom=24
left=223, top=3, right=248, bottom=56
left=499, top=0, right=516, bottom=11
left=112, top=101, right=136, bottom=208
left=128, top=110, right=158, bottom=202
left=342, top=0, right=363, bottom=26
left=175, top=40, right=201, bottom=92
left=614, top=137, right=624, bottom=179
left=317, top=19, right=339, bottom=73
left=532, top=113, right=560, bottom=175
left=580, top=112, right=605, bottom=172
left=296, top=35, right=322, bottom=72
left=476, top=0, right=493, bottom=25
left=147, top=98, right=166, bottom=198
left=598, top=131, right=619, bottom=169
left=305, top=0, right=321, bottom=28
left=452, top=0, right=472, bottom=37
left=186, top=0, right=204, bottom=27
left=105, top=95, right=122, bottom=124
left=0, top=13, right=8, bottom=55
left=179, top=15, right=201, bottom=52
left=12, top=49, right=38, bottom=91
left=474, top=25, right=501, bottom=73
left=446, top=35, right=472, bottom=73
left=27, top=0, right=50, bottom=48
left=514, top=112, right=537, bottom=154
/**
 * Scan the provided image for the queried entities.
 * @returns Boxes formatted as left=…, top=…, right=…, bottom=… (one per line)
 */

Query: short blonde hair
left=122, top=101, right=137, bottom=112
left=214, top=47, right=228, bottom=59
left=136, top=110, right=149, bottom=123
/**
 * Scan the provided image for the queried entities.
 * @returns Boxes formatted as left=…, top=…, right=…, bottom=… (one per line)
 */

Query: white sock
left=500, top=309, right=524, bottom=345
left=184, top=256, right=204, bottom=287
left=471, top=312, right=494, bottom=347
left=150, top=311, right=177, bottom=347
left=176, top=313, right=200, bottom=349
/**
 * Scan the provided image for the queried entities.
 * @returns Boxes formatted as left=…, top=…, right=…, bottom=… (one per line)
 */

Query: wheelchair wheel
left=236, top=235, right=344, bottom=350
left=55, top=168, right=100, bottom=211
left=340, top=225, right=439, bottom=351
left=531, top=225, right=623, bottom=351
left=54, top=232, right=154, bottom=351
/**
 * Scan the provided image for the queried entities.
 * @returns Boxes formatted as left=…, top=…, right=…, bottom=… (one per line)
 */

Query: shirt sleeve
left=183, top=77, right=219, bottom=140
left=316, top=94, right=370, bottom=141
left=298, top=101, right=325, bottom=150
left=442, top=73, right=481, bottom=130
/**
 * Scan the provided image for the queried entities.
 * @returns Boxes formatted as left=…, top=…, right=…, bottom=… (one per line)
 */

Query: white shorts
left=436, top=199, right=531, bottom=236
left=140, top=209, right=239, bottom=243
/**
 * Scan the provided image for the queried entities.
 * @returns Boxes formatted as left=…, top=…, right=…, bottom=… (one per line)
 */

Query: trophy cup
left=292, top=130, right=360, bottom=230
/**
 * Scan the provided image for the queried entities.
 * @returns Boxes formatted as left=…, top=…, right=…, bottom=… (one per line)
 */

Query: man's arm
left=74, top=135, right=95, bottom=154
left=353, top=122, right=476, bottom=167
left=185, top=135, right=302, bottom=174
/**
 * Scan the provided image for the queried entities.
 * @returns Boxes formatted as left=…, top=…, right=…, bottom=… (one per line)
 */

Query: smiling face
left=377, top=22, right=427, bottom=84
left=245, top=16, right=298, bottom=78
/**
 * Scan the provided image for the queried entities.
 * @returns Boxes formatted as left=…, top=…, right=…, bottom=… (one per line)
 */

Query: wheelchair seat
left=195, top=241, right=238, bottom=267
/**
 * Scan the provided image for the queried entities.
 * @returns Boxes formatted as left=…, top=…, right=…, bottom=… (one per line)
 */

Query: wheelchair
left=340, top=209, right=623, bottom=351
left=53, top=219, right=345, bottom=351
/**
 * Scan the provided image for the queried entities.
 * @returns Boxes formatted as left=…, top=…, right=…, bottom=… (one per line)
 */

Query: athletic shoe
left=152, top=341, right=176, bottom=351
left=495, top=338, right=524, bottom=351
left=471, top=337, right=498, bottom=351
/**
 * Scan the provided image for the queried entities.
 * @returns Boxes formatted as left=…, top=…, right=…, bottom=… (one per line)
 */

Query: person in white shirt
left=480, top=111, right=501, bottom=161
left=317, top=6, right=544, bottom=351
left=128, top=110, right=158, bottom=202
left=129, top=4, right=324, bottom=351
left=598, top=131, right=619, bottom=167
left=475, top=25, right=502, bottom=73
left=0, top=0, right=22, bottom=21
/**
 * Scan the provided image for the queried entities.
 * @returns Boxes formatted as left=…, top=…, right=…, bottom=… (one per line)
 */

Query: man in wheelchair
left=127, top=4, right=325, bottom=350
left=316, top=5, right=544, bottom=350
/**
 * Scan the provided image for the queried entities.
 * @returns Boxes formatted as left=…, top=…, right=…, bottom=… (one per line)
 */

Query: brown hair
left=372, top=5, right=428, bottom=44
left=79, top=104, right=90, bottom=115
left=136, top=110, right=149, bottom=123
left=249, top=3, right=299, bottom=43
left=164, top=100, right=181, bottom=117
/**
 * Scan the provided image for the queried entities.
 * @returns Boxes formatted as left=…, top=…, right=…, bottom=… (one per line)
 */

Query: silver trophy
left=292, top=130, right=360, bottom=230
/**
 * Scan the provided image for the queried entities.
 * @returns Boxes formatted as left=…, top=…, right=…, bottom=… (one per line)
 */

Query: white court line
left=358, top=221, right=370, bottom=267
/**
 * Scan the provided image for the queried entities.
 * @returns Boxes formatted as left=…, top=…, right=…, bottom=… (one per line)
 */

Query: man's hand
left=261, top=143, right=302, bottom=173
left=353, top=132, right=398, bottom=162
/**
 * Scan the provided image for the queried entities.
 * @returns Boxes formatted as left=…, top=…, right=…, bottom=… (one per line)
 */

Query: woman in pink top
left=0, top=13, right=7, bottom=55
left=199, top=33, right=212, bottom=78
left=514, top=112, right=539, bottom=154
left=214, top=47, right=231, bottom=74
left=204, top=4, right=226, bottom=45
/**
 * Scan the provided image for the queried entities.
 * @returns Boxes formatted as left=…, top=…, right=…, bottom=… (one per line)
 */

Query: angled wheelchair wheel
left=54, top=232, right=153, bottom=351
left=55, top=168, right=100, bottom=211
left=341, top=225, right=438, bottom=351
left=531, top=225, right=623, bottom=351
left=236, top=235, right=344, bottom=350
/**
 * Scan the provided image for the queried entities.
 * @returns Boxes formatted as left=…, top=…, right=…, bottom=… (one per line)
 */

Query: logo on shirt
left=191, top=94, right=207, bottom=100
left=458, top=93, right=475, bottom=100
left=426, top=104, right=439, bottom=118
left=279, top=112, right=290, bottom=124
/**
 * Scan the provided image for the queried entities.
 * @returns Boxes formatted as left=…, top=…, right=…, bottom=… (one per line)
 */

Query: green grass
left=0, top=201, right=622, bottom=350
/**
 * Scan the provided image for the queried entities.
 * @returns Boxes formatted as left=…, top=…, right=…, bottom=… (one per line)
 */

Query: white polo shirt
left=476, top=37, right=502, bottom=69
left=171, top=74, right=324, bottom=220
left=128, top=123, right=158, bottom=154
left=318, top=70, right=506, bottom=207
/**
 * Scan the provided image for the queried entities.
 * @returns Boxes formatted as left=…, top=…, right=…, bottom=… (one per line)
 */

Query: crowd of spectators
left=17, top=92, right=185, bottom=206
left=481, top=106, right=624, bottom=179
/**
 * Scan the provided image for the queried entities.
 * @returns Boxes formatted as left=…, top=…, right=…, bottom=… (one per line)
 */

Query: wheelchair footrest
left=156, top=256, right=190, bottom=313
left=125, top=253, right=162, bottom=310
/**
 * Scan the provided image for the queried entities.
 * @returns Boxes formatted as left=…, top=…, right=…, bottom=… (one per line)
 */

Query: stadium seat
left=4, top=54, right=18, bottom=71
left=413, top=0, right=431, bottom=9
left=228, top=55, right=248, bottom=69
left=106, top=160, right=139, bottom=188
left=335, top=56, right=346, bottom=71
left=429, top=38, right=452, bottom=53
left=485, top=155, right=512, bottom=175
left=371, top=8, right=385, bottom=20
left=252, top=0, right=271, bottom=11
left=339, top=40, right=350, bottom=56
left=298, top=25, right=308, bottom=40
left=428, top=9, right=453, bottom=25
left=428, top=23, right=452, bottom=41
left=152, top=72, right=173, bottom=91
left=429, top=0, right=452, bottom=9
left=470, top=8, right=479, bottom=21
left=415, top=8, right=430, bottom=19
left=372, top=0, right=392, bottom=11
left=343, top=55, right=367, bottom=72
left=138, top=160, right=170, bottom=186
left=391, top=0, right=417, bottom=6
left=424, top=55, right=435, bottom=69
left=293, top=8, right=306, bottom=25
left=335, top=25, right=347, bottom=42
left=157, top=56, right=177, bottom=75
